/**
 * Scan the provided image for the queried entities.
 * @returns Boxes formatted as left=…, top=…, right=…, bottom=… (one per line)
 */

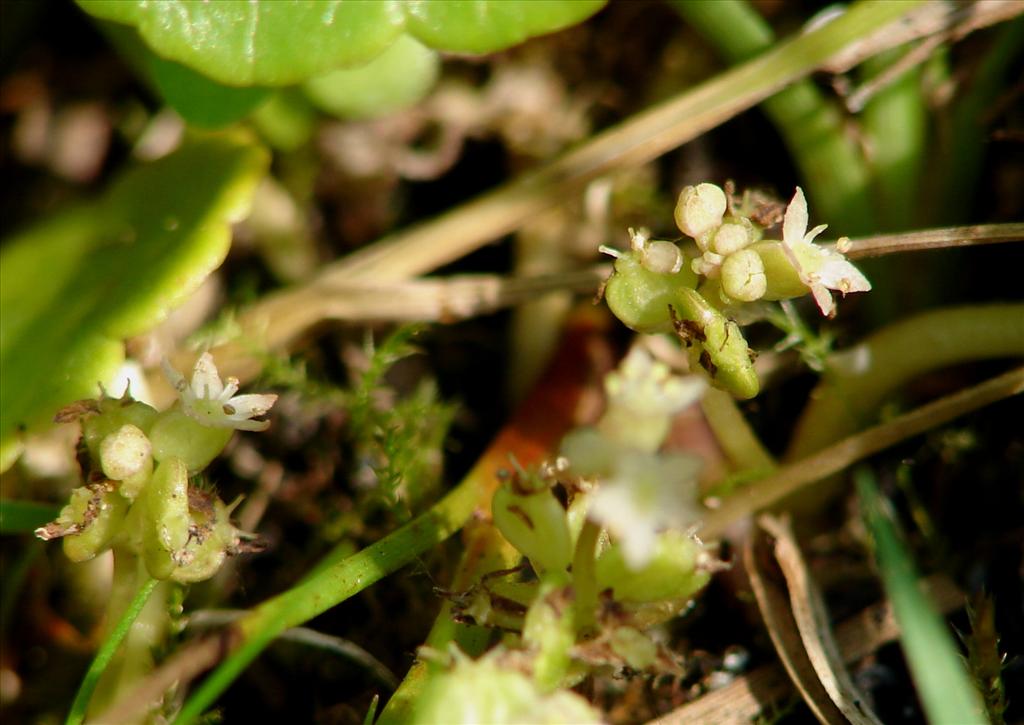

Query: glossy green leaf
left=304, top=35, right=439, bottom=120
left=0, top=134, right=268, bottom=470
left=148, top=53, right=272, bottom=128
left=99, top=20, right=271, bottom=129
left=77, top=0, right=606, bottom=87
left=404, top=0, right=606, bottom=54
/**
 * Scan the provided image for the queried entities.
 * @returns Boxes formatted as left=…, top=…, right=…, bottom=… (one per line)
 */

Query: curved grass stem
left=66, top=577, right=159, bottom=725
left=788, top=304, right=1024, bottom=459
left=702, top=365, right=1024, bottom=539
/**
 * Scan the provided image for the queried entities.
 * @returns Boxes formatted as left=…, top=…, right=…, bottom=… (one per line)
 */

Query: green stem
left=700, top=388, right=775, bottom=471
left=175, top=470, right=484, bottom=724
left=860, top=49, right=926, bottom=231
left=66, top=577, right=159, bottom=725
left=571, top=520, right=602, bottom=636
left=932, top=18, right=1024, bottom=225
left=672, top=0, right=876, bottom=234
left=788, top=304, right=1024, bottom=459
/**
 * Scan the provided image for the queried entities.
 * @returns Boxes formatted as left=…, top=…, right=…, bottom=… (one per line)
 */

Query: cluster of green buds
left=36, top=354, right=276, bottom=583
left=601, top=183, right=871, bottom=398
left=439, top=349, right=713, bottom=707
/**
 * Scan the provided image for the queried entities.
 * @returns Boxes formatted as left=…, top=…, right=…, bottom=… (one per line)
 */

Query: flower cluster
left=37, top=354, right=276, bottom=583
left=601, top=182, right=872, bottom=398
left=453, top=349, right=713, bottom=694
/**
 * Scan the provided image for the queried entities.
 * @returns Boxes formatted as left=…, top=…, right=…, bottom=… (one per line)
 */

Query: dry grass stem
left=649, top=576, right=962, bottom=724
left=700, top=366, right=1024, bottom=540
left=756, top=514, right=883, bottom=725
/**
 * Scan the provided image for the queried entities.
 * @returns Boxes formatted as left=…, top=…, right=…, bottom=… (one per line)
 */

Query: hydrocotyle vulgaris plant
left=36, top=353, right=277, bottom=721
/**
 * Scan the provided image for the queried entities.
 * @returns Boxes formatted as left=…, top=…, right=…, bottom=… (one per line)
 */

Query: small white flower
left=589, top=450, right=702, bottom=569
left=605, top=348, right=705, bottom=419
left=780, top=187, right=871, bottom=317
left=162, top=353, right=277, bottom=431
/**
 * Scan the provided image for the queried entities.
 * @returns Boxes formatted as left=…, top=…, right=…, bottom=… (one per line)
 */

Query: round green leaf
left=78, top=0, right=408, bottom=86
left=77, top=0, right=606, bottom=87
left=304, top=35, right=439, bottom=120
left=405, top=0, right=606, bottom=54
left=0, top=134, right=268, bottom=470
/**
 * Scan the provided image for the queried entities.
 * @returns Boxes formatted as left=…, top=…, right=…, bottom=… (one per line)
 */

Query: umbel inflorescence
left=36, top=353, right=276, bottom=583
left=601, top=182, right=871, bottom=398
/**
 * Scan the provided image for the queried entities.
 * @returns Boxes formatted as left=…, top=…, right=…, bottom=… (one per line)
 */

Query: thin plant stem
left=788, top=304, right=1024, bottom=459
left=701, top=366, right=1024, bottom=540
left=66, top=577, right=159, bottom=725
left=700, top=388, right=775, bottom=472
left=572, top=520, right=602, bottom=636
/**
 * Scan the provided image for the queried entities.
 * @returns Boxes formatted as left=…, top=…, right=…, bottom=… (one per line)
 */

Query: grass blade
left=856, top=468, right=984, bottom=725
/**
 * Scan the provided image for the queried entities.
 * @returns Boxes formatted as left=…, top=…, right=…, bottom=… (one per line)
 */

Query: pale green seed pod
left=595, top=530, right=709, bottom=604
left=603, top=252, right=698, bottom=334
left=145, top=458, right=190, bottom=553
left=149, top=407, right=233, bottom=473
left=61, top=485, right=129, bottom=562
left=170, top=498, right=238, bottom=583
left=671, top=287, right=759, bottom=399
left=721, top=248, right=768, bottom=302
left=492, top=484, right=573, bottom=574
left=749, top=240, right=808, bottom=299
left=675, top=183, right=727, bottom=238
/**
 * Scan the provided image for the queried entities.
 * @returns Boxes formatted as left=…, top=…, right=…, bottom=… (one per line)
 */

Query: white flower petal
left=190, top=353, right=224, bottom=400
left=782, top=187, right=809, bottom=248
left=223, top=394, right=278, bottom=420
left=817, top=256, right=871, bottom=293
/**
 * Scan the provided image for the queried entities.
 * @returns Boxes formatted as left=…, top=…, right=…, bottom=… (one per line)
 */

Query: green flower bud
left=595, top=530, right=709, bottom=604
left=675, top=183, right=727, bottom=238
left=54, top=484, right=129, bottom=562
left=149, top=407, right=232, bottom=473
left=609, top=626, right=658, bottom=670
left=492, top=482, right=573, bottom=574
left=603, top=252, right=698, bottom=334
left=710, top=218, right=754, bottom=256
left=80, top=395, right=158, bottom=464
left=99, top=423, right=153, bottom=494
left=641, top=239, right=684, bottom=275
left=720, top=248, right=767, bottom=302
left=414, top=653, right=602, bottom=725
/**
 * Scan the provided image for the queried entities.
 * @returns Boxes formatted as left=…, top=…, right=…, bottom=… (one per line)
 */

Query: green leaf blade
left=405, top=0, right=607, bottom=54
left=857, top=468, right=986, bottom=725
